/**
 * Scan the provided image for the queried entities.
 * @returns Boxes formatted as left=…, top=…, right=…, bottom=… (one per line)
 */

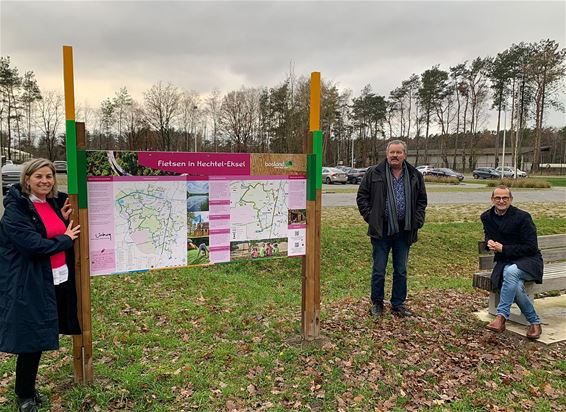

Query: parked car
left=416, top=165, right=434, bottom=175
left=347, top=167, right=367, bottom=184
left=334, top=165, right=349, bottom=171
left=472, top=167, right=501, bottom=179
left=495, top=166, right=527, bottom=178
left=427, top=168, right=464, bottom=181
left=322, top=167, right=348, bottom=184
left=53, top=160, right=68, bottom=174
left=2, top=164, right=22, bottom=194
left=1, top=156, right=13, bottom=166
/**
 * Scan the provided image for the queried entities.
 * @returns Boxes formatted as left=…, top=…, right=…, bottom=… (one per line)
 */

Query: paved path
left=323, top=186, right=566, bottom=207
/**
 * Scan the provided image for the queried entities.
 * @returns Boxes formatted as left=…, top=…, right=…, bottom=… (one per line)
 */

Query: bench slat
left=537, top=234, right=566, bottom=249
left=479, top=247, right=566, bottom=270
left=473, top=262, right=566, bottom=292
left=478, top=234, right=566, bottom=255
left=542, top=247, right=566, bottom=263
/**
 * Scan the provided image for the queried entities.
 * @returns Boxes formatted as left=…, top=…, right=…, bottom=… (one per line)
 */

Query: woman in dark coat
left=0, top=159, right=81, bottom=412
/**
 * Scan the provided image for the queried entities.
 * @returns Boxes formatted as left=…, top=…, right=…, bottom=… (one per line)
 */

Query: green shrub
left=424, top=175, right=460, bottom=184
left=485, top=178, right=551, bottom=188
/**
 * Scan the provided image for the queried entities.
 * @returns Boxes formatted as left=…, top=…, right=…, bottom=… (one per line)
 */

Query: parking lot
left=322, top=181, right=566, bottom=207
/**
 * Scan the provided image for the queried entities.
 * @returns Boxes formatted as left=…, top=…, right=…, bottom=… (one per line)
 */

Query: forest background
left=1, top=39, right=565, bottom=173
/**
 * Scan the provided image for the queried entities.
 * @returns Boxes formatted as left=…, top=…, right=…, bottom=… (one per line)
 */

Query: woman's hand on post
left=61, top=198, right=72, bottom=220
left=65, top=220, right=80, bottom=240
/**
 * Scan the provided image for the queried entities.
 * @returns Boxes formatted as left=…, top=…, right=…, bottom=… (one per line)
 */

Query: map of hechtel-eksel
left=114, top=181, right=187, bottom=272
left=230, top=180, right=289, bottom=241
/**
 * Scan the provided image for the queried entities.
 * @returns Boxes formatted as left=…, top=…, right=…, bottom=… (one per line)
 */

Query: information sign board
left=85, top=151, right=307, bottom=275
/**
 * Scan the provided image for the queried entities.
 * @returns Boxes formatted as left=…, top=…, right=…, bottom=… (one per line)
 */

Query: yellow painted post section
left=309, top=72, right=320, bottom=132
left=63, top=46, right=75, bottom=120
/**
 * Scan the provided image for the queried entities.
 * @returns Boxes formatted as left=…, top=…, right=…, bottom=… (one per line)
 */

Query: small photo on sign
left=188, top=212, right=209, bottom=237
left=230, top=238, right=288, bottom=261
left=288, top=209, right=306, bottom=225
left=187, top=181, right=209, bottom=212
left=187, top=237, right=210, bottom=265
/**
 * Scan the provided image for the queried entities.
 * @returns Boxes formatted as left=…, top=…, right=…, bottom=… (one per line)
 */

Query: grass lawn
left=533, top=176, right=566, bottom=187
left=1, top=204, right=565, bottom=411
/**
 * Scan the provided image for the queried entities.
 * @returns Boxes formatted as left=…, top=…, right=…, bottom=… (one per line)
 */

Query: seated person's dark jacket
left=480, top=205, right=543, bottom=291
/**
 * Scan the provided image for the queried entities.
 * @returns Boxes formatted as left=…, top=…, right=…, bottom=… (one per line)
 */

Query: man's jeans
left=371, top=231, right=410, bottom=308
left=497, top=264, right=541, bottom=324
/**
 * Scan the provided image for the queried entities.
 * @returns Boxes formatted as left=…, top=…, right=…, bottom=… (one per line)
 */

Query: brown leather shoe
left=526, top=323, right=542, bottom=340
left=486, top=315, right=506, bottom=332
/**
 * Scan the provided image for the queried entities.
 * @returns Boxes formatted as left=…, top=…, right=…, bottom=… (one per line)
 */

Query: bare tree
left=464, top=57, right=491, bottom=169
left=113, top=87, right=133, bottom=145
left=143, top=82, right=181, bottom=150
left=0, top=57, right=22, bottom=159
left=219, top=87, right=259, bottom=152
left=99, top=98, right=115, bottom=149
left=418, top=66, right=449, bottom=163
left=402, top=74, right=420, bottom=139
left=124, top=101, right=147, bottom=150
left=450, top=63, right=467, bottom=169
left=20, top=71, right=41, bottom=151
left=36, top=90, right=63, bottom=160
left=179, top=90, right=200, bottom=151
left=206, top=88, right=222, bottom=151
left=528, top=39, right=566, bottom=172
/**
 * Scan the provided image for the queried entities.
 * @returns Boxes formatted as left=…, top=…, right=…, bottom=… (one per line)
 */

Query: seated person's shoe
left=526, top=323, right=542, bottom=340
left=486, top=314, right=506, bottom=332
left=370, top=303, right=384, bottom=317
left=17, top=398, right=38, bottom=412
left=391, top=305, right=414, bottom=317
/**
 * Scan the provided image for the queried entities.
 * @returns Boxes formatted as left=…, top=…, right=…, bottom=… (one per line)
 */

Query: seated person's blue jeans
left=497, top=264, right=541, bottom=324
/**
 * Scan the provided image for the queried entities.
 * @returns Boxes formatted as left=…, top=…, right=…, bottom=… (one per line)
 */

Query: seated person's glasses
left=493, top=196, right=510, bottom=202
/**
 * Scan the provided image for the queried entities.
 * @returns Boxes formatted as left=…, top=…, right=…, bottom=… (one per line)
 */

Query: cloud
left=2, top=1, right=565, bottom=126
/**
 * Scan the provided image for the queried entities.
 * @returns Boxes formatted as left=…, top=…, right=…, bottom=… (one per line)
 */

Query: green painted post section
left=77, top=149, right=88, bottom=209
left=313, top=130, right=323, bottom=189
left=65, top=119, right=78, bottom=195
left=307, top=154, right=316, bottom=201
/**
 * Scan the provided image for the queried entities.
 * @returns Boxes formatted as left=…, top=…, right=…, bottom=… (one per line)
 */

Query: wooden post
left=76, top=122, right=93, bottom=383
left=302, top=72, right=322, bottom=340
left=63, top=46, right=93, bottom=383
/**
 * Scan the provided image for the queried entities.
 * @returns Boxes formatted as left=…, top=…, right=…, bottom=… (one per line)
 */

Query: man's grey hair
left=386, top=140, right=408, bottom=154
left=491, top=184, right=513, bottom=198
left=20, top=158, right=58, bottom=198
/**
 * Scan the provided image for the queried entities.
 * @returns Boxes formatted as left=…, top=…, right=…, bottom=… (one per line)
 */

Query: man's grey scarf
left=385, top=162, right=412, bottom=236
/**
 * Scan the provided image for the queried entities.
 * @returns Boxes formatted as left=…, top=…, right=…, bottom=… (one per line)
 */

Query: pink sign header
left=138, top=152, right=251, bottom=176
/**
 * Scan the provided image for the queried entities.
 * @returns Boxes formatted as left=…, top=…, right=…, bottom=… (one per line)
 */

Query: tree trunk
left=494, top=89, right=503, bottom=168
left=532, top=66, right=547, bottom=173
left=453, top=93, right=461, bottom=170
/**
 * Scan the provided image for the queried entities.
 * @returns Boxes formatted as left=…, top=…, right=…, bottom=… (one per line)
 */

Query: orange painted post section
left=309, top=72, right=321, bottom=132
left=62, top=46, right=76, bottom=121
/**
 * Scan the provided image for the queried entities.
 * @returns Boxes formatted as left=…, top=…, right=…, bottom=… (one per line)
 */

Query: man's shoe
left=17, top=398, right=38, bottom=412
left=526, top=323, right=542, bottom=340
left=370, top=303, right=384, bottom=317
left=486, top=314, right=506, bottom=332
left=391, top=305, right=414, bottom=317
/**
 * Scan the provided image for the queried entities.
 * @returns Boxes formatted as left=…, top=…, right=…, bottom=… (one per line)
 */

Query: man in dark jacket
left=482, top=185, right=543, bottom=340
left=356, top=140, right=427, bottom=317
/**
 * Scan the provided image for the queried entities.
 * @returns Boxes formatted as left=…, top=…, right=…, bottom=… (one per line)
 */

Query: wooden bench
left=473, top=234, right=566, bottom=325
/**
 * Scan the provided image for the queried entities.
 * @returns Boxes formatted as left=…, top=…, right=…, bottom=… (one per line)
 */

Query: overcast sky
left=1, top=0, right=565, bottom=128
